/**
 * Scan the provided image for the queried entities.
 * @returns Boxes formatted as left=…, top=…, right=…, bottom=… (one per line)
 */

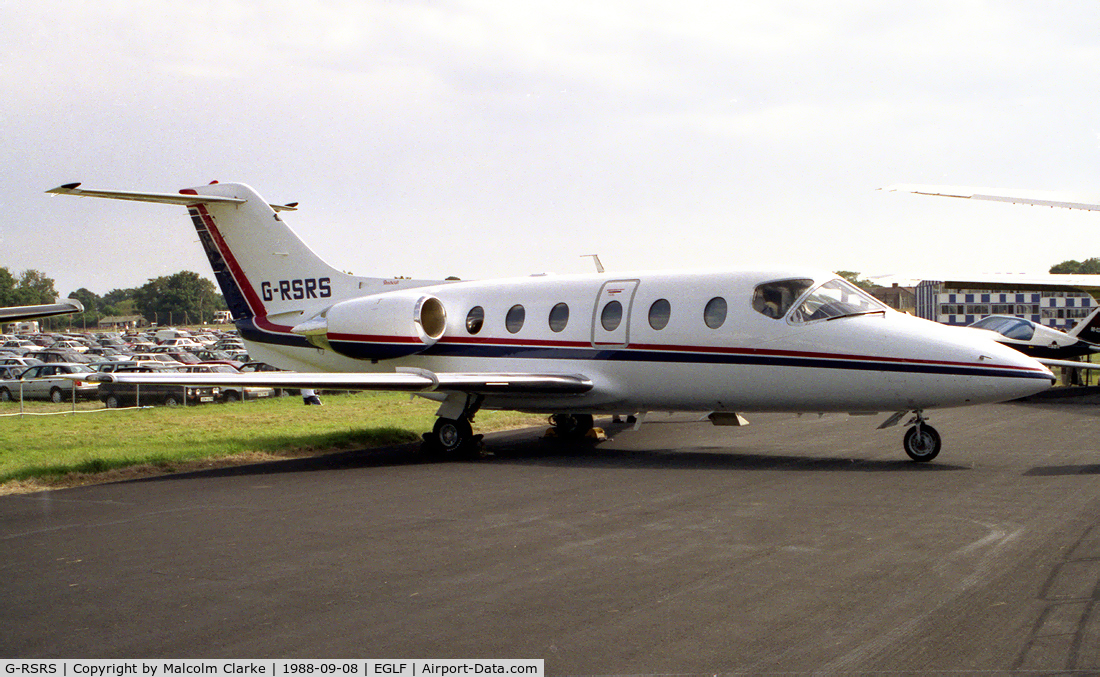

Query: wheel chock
left=585, top=427, right=607, bottom=441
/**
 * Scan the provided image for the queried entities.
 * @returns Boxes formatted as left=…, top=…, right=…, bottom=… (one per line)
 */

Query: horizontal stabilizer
left=46, top=183, right=298, bottom=212
left=882, top=184, right=1100, bottom=212
left=69, top=370, right=594, bottom=396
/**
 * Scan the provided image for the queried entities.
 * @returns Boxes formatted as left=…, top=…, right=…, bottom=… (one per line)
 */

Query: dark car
left=180, top=364, right=275, bottom=402
left=98, top=365, right=220, bottom=408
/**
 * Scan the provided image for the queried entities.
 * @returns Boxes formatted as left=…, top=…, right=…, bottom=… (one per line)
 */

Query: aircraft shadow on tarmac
left=133, top=424, right=968, bottom=486
left=1024, top=464, right=1100, bottom=476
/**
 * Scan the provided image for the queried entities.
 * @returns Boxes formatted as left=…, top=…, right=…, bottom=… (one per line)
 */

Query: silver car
left=0, top=363, right=98, bottom=402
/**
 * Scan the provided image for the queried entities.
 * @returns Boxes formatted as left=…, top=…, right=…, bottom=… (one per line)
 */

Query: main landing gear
left=547, top=413, right=595, bottom=439
left=901, top=412, right=941, bottom=462
left=422, top=394, right=484, bottom=459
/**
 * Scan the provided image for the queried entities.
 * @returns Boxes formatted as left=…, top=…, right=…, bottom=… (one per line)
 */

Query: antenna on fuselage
left=581, top=254, right=605, bottom=273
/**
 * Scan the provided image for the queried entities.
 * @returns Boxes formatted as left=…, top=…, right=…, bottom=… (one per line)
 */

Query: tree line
left=1049, top=258, right=1100, bottom=274
left=1, top=266, right=228, bottom=331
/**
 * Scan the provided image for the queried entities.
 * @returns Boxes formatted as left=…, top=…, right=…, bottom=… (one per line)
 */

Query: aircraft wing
left=77, top=369, right=594, bottom=396
left=1035, top=358, right=1100, bottom=371
left=883, top=184, right=1100, bottom=211
left=0, top=298, right=84, bottom=322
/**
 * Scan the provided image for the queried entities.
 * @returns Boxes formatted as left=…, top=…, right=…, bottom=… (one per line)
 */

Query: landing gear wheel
left=428, top=417, right=479, bottom=457
left=551, top=413, right=595, bottom=439
left=903, top=424, right=941, bottom=462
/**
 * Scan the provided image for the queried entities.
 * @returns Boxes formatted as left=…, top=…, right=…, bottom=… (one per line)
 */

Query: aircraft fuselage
left=243, top=269, right=1054, bottom=416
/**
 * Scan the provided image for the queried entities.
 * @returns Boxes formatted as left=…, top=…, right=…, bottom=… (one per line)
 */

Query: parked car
left=179, top=364, right=275, bottom=402
left=148, top=346, right=200, bottom=364
left=0, top=363, right=99, bottom=402
left=49, top=340, right=88, bottom=353
left=0, top=365, right=25, bottom=380
left=238, top=361, right=302, bottom=396
left=0, top=356, right=44, bottom=368
left=98, top=365, right=221, bottom=408
left=192, top=349, right=237, bottom=362
left=1, top=340, right=38, bottom=354
left=159, top=338, right=203, bottom=351
left=97, top=337, right=130, bottom=350
left=128, top=352, right=183, bottom=367
left=23, top=349, right=92, bottom=364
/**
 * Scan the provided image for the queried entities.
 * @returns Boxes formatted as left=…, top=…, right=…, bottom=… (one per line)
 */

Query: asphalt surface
left=4, top=400, right=1100, bottom=674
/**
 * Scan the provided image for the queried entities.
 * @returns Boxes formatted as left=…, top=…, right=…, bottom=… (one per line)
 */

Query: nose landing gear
left=902, top=412, right=941, bottom=462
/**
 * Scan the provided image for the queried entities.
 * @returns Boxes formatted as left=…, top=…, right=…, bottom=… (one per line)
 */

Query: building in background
left=916, top=281, right=1094, bottom=330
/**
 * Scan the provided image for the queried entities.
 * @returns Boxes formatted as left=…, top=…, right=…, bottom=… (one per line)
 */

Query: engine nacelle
left=292, top=293, right=447, bottom=360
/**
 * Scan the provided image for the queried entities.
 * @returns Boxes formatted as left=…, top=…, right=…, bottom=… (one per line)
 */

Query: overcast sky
left=3, top=0, right=1100, bottom=296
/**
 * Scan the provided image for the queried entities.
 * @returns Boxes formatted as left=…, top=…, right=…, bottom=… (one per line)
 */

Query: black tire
left=903, top=425, right=941, bottom=462
left=0, top=388, right=11, bottom=402
left=432, top=417, right=473, bottom=454
left=50, top=388, right=64, bottom=404
left=223, top=391, right=240, bottom=403
left=163, top=395, right=180, bottom=407
left=105, top=394, right=121, bottom=409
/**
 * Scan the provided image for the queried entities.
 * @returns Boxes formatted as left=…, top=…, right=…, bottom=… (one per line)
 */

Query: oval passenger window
left=466, top=306, right=484, bottom=334
left=505, top=305, right=525, bottom=334
left=704, top=297, right=727, bottom=329
left=601, top=301, right=623, bottom=331
left=648, top=299, right=671, bottom=330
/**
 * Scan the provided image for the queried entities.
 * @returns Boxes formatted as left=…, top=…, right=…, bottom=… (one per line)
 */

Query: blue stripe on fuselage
left=239, top=328, right=1050, bottom=382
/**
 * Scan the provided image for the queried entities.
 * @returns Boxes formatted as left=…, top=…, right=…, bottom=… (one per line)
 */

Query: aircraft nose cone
left=981, top=340, right=1055, bottom=399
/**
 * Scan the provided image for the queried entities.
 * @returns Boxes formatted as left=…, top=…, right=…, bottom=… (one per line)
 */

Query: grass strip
left=0, top=391, right=545, bottom=493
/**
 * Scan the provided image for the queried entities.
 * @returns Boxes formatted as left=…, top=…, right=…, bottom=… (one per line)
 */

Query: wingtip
left=46, top=182, right=82, bottom=194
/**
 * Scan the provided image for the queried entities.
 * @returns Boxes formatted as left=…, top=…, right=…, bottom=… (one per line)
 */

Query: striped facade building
left=916, top=281, right=1095, bottom=331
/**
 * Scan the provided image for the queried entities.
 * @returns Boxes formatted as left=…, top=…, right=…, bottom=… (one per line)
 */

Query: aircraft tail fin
left=1068, top=305, right=1100, bottom=345
left=47, top=182, right=441, bottom=332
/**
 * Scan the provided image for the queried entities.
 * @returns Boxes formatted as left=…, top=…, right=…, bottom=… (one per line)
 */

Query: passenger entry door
left=592, top=280, right=640, bottom=348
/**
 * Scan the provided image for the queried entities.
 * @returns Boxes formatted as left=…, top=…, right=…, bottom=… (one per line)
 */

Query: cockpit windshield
left=788, top=279, right=887, bottom=323
left=969, top=315, right=1035, bottom=341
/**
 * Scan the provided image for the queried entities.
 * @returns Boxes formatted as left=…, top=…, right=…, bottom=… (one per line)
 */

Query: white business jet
left=48, top=181, right=1054, bottom=462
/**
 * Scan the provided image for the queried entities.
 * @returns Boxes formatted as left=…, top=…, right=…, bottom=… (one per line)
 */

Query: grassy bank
left=0, top=392, right=545, bottom=494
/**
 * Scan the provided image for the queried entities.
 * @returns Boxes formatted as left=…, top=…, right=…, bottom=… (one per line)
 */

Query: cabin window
left=704, top=297, right=727, bottom=329
left=506, top=305, right=525, bottom=333
left=648, top=299, right=671, bottom=330
left=466, top=306, right=485, bottom=334
left=601, top=301, right=623, bottom=331
left=752, top=279, right=813, bottom=319
left=549, top=303, right=569, bottom=332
